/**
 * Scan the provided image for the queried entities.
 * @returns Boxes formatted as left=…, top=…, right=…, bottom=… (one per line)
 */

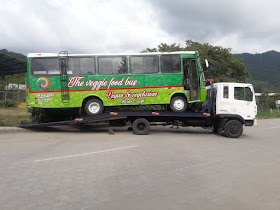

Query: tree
left=142, top=40, right=249, bottom=82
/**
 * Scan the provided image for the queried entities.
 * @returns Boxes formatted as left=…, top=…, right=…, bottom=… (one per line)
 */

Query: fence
left=0, top=91, right=26, bottom=103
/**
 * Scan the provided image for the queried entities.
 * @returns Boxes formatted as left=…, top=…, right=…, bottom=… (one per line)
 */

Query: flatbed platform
left=19, top=111, right=212, bottom=128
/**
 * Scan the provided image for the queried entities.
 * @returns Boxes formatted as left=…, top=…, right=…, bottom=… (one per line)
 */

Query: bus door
left=183, top=59, right=200, bottom=101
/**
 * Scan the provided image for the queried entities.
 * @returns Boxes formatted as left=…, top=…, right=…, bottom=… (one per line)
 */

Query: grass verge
left=257, top=110, right=280, bottom=119
left=0, top=108, right=31, bottom=126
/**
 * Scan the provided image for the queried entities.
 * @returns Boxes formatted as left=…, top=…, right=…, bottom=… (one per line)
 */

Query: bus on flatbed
left=21, top=82, right=257, bottom=138
left=27, top=51, right=208, bottom=115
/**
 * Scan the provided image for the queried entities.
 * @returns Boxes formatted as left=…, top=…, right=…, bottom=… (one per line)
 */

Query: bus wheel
left=224, top=120, right=243, bottom=138
left=132, top=118, right=150, bottom=135
left=85, top=98, right=104, bottom=115
left=170, top=96, right=187, bottom=112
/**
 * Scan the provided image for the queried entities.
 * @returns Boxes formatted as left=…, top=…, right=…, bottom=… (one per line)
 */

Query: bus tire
left=224, top=120, right=243, bottom=138
left=85, top=98, right=104, bottom=115
left=170, top=96, right=187, bottom=112
left=132, top=118, right=150, bottom=135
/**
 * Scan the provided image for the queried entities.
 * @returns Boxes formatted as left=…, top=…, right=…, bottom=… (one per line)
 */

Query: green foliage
left=142, top=40, right=249, bottom=83
left=257, top=93, right=270, bottom=111
left=0, top=99, right=18, bottom=107
left=29, top=107, right=80, bottom=123
left=0, top=73, right=26, bottom=90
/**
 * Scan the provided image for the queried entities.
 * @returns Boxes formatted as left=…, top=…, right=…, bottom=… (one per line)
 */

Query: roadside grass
left=0, top=108, right=31, bottom=126
left=257, top=109, right=280, bottom=119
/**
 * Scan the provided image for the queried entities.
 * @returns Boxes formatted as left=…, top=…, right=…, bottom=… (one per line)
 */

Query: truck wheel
left=224, top=120, right=243, bottom=138
left=170, top=96, right=187, bottom=112
left=132, top=118, right=150, bottom=135
left=85, top=98, right=104, bottom=115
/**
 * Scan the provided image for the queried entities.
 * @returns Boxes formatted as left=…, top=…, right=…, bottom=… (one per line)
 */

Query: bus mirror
left=205, top=59, right=209, bottom=68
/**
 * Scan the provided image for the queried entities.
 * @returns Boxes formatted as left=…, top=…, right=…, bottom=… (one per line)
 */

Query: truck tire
left=224, top=120, right=243, bottom=138
left=132, top=118, right=150, bottom=135
left=85, top=98, right=104, bottom=115
left=170, top=96, right=187, bottom=112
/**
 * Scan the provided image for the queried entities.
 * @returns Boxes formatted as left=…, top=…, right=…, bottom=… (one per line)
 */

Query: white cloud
left=0, top=0, right=174, bottom=54
left=1, top=0, right=280, bottom=54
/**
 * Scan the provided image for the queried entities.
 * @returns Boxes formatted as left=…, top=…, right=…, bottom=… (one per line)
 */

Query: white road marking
left=265, top=126, right=280, bottom=129
left=270, top=126, right=280, bottom=129
left=33, top=145, right=139, bottom=162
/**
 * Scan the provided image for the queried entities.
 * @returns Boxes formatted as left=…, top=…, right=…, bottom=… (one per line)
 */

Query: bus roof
left=27, top=51, right=198, bottom=58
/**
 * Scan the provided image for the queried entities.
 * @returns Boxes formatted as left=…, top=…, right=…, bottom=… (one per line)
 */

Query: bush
left=29, top=107, right=80, bottom=123
left=0, top=99, right=18, bottom=107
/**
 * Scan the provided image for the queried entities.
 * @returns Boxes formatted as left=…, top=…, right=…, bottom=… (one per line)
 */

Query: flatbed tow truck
left=20, top=82, right=257, bottom=138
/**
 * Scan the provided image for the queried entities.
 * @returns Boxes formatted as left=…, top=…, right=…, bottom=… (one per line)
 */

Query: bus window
left=80, top=58, right=95, bottom=75
left=68, top=58, right=80, bottom=75
left=68, top=57, right=96, bottom=75
left=130, top=56, right=158, bottom=74
left=31, top=58, right=60, bottom=75
left=98, top=57, right=127, bottom=75
left=190, top=60, right=198, bottom=88
left=161, top=55, right=181, bottom=73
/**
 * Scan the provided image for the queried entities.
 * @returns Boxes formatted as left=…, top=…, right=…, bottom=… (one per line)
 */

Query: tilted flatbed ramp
left=18, top=111, right=212, bottom=128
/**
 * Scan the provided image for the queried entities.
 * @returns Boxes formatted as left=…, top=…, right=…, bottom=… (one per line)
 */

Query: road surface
left=0, top=119, right=280, bottom=210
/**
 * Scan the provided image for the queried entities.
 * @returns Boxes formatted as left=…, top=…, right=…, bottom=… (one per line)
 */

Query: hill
left=0, top=49, right=26, bottom=61
left=234, top=51, right=280, bottom=90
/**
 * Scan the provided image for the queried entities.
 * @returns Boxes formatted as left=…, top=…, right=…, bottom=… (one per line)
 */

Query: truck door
left=232, top=85, right=256, bottom=119
left=217, top=84, right=256, bottom=119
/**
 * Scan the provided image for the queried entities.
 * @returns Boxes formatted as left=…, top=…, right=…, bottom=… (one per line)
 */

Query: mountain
left=234, top=51, right=280, bottom=90
left=0, top=49, right=26, bottom=61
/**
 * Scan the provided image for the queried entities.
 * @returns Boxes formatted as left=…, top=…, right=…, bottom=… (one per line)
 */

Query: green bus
left=27, top=51, right=208, bottom=115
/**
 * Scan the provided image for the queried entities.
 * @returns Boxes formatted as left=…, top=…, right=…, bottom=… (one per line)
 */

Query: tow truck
left=20, top=82, right=257, bottom=138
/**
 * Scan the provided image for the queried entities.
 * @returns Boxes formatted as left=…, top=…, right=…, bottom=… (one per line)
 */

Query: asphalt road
left=0, top=119, right=280, bottom=210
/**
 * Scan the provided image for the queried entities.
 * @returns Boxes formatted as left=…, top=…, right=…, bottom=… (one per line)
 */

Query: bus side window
left=130, top=56, right=159, bottom=74
left=190, top=60, right=198, bottom=90
left=161, top=55, right=181, bottom=73
left=183, top=59, right=190, bottom=90
left=98, top=57, right=127, bottom=75
left=68, top=58, right=80, bottom=75
left=80, top=58, right=95, bottom=75
left=31, top=58, right=59, bottom=75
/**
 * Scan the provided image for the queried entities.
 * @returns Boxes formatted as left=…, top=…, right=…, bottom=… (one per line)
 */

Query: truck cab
left=209, top=82, right=257, bottom=137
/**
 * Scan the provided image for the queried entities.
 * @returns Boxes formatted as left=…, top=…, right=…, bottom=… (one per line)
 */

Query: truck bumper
left=245, top=119, right=256, bottom=126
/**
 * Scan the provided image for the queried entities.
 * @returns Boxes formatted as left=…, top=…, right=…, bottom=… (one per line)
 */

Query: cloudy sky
left=0, top=0, right=279, bottom=55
